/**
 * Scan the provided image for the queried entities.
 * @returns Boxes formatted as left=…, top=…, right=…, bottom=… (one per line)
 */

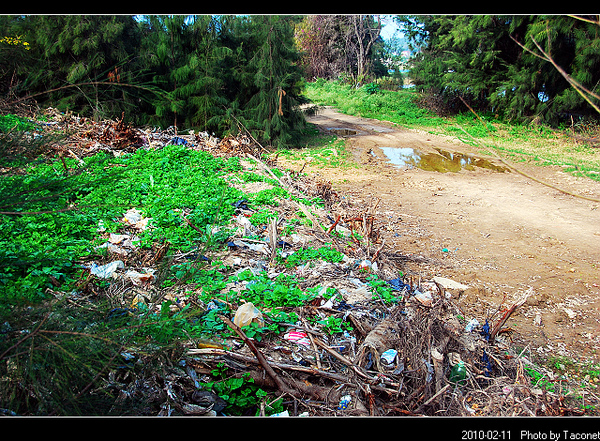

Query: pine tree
left=186, top=15, right=232, bottom=134
left=397, top=15, right=532, bottom=115
left=237, top=15, right=306, bottom=148
left=0, top=16, right=34, bottom=99
left=140, top=15, right=191, bottom=130
left=398, top=15, right=600, bottom=125
left=19, top=15, right=142, bottom=121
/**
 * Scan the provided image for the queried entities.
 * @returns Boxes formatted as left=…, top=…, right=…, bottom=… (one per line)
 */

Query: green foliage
left=366, top=274, right=401, bottom=305
left=0, top=299, right=127, bottom=415
left=313, top=315, right=353, bottom=335
left=281, top=245, right=345, bottom=268
left=304, top=79, right=445, bottom=128
left=0, top=145, right=244, bottom=304
left=3, top=15, right=308, bottom=147
left=397, top=15, right=600, bottom=126
left=203, top=369, right=283, bottom=416
left=248, top=208, right=278, bottom=226
left=363, top=82, right=380, bottom=94
left=0, top=114, right=35, bottom=132
left=164, top=263, right=227, bottom=293
left=277, top=124, right=353, bottom=168
left=230, top=270, right=314, bottom=309
left=236, top=15, right=307, bottom=148
left=10, top=15, right=147, bottom=123
left=248, top=187, right=289, bottom=207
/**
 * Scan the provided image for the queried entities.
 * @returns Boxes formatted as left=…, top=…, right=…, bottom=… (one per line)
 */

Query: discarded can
left=380, top=349, right=398, bottom=367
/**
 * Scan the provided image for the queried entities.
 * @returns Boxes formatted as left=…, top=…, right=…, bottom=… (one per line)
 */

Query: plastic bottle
left=450, top=361, right=467, bottom=386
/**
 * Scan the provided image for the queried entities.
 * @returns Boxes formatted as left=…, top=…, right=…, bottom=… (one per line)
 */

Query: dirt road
left=291, top=107, right=600, bottom=364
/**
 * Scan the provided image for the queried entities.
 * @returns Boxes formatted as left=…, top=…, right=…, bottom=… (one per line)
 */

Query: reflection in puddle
left=378, top=147, right=508, bottom=173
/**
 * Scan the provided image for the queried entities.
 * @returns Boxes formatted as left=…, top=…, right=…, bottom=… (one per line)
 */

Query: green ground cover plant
left=0, top=114, right=35, bottom=133
left=280, top=245, right=345, bottom=268
left=277, top=121, right=354, bottom=169
left=366, top=274, right=402, bottom=305
left=1, top=136, right=340, bottom=415
left=0, top=144, right=244, bottom=305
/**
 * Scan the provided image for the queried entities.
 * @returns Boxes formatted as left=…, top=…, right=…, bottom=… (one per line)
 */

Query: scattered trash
left=449, top=360, right=467, bottom=386
left=233, top=302, right=264, bottom=328
left=465, top=318, right=480, bottom=332
left=283, top=331, right=311, bottom=347
left=338, top=395, right=351, bottom=410
left=380, top=349, right=398, bottom=367
left=231, top=239, right=269, bottom=255
left=24, top=107, right=580, bottom=417
left=387, top=277, right=411, bottom=292
left=335, top=225, right=352, bottom=237
left=169, top=136, right=187, bottom=146
left=433, top=276, right=469, bottom=291
left=122, top=208, right=151, bottom=230
left=125, top=269, right=155, bottom=286
left=89, top=260, right=124, bottom=279
left=413, top=288, right=433, bottom=307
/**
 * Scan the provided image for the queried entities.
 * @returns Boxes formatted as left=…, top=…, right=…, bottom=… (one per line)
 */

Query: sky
left=380, top=15, right=400, bottom=40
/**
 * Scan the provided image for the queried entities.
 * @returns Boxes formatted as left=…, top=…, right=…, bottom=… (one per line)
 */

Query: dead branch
left=219, top=314, right=297, bottom=397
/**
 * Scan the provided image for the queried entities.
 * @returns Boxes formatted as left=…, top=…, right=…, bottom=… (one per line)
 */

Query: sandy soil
left=285, top=106, right=600, bottom=364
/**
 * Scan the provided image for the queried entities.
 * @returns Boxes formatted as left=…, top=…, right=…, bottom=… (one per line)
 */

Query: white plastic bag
left=90, top=260, right=124, bottom=279
left=233, top=302, right=264, bottom=327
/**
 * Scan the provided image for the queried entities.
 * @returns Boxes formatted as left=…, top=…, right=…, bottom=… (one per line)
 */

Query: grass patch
left=277, top=122, right=355, bottom=169
left=303, top=80, right=600, bottom=182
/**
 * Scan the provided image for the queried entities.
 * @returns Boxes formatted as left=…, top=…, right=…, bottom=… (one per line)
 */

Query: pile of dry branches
left=185, top=283, right=585, bottom=416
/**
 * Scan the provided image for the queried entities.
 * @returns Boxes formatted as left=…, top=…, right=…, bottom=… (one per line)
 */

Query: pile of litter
left=15, top=108, right=595, bottom=416
left=32, top=107, right=264, bottom=160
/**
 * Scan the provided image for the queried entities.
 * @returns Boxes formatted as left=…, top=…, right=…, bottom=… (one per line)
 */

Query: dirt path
left=289, top=107, right=600, bottom=364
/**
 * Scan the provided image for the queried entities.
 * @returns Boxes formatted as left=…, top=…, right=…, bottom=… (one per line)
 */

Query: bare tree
left=296, top=15, right=382, bottom=84
left=345, top=15, right=382, bottom=84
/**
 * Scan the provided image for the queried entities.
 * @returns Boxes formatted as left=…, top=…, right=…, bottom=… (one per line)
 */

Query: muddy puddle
left=328, top=127, right=359, bottom=136
left=376, top=147, right=509, bottom=173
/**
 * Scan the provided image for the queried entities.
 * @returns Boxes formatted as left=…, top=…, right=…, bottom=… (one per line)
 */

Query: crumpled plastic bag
left=95, top=233, right=140, bottom=256
left=122, top=208, right=151, bottom=230
left=125, top=269, right=155, bottom=286
left=232, top=239, right=269, bottom=255
left=89, top=260, right=124, bottom=279
left=233, top=302, right=264, bottom=327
